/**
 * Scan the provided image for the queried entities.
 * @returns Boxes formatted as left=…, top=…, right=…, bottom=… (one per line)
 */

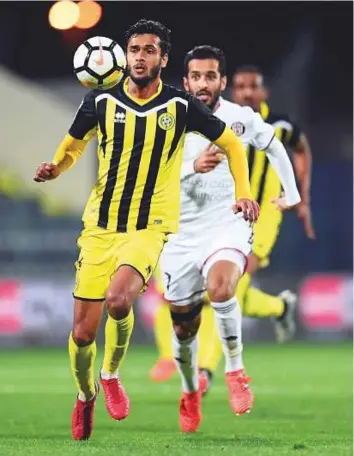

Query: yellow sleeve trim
left=213, top=127, right=252, bottom=199
left=52, top=134, right=88, bottom=173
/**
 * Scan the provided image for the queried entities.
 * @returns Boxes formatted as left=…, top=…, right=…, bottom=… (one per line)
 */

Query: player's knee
left=105, top=291, right=131, bottom=319
left=173, top=319, right=199, bottom=340
left=207, top=276, right=235, bottom=302
left=72, top=327, right=96, bottom=346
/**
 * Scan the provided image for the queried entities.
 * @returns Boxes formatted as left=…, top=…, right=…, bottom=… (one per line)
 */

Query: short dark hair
left=183, top=45, right=226, bottom=77
left=124, top=19, right=172, bottom=56
left=233, top=64, right=263, bottom=78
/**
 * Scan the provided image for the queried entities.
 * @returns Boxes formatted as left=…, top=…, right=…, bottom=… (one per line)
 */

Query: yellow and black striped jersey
left=247, top=102, right=302, bottom=207
left=69, top=79, right=226, bottom=234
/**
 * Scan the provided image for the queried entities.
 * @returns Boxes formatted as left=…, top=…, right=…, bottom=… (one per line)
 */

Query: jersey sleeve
left=286, top=118, right=302, bottom=148
left=186, top=95, right=226, bottom=141
left=68, top=91, right=98, bottom=140
left=249, top=111, right=275, bottom=150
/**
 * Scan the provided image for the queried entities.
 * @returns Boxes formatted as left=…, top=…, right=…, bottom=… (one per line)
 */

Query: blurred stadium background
left=0, top=2, right=352, bottom=454
left=0, top=0, right=351, bottom=346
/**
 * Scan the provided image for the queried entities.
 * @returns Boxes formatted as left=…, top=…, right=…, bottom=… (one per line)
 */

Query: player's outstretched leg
left=150, top=301, right=176, bottom=382
left=206, top=259, right=254, bottom=416
left=100, top=266, right=142, bottom=421
left=198, top=303, right=223, bottom=396
left=171, top=302, right=203, bottom=433
left=273, top=290, right=297, bottom=343
left=69, top=299, right=104, bottom=440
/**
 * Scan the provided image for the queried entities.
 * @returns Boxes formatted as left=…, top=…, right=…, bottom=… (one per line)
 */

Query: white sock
left=172, top=330, right=199, bottom=392
left=212, top=297, right=244, bottom=373
left=100, top=369, right=119, bottom=380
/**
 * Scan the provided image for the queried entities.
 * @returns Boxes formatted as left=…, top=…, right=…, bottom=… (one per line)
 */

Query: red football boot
left=226, top=369, right=254, bottom=415
left=100, top=375, right=130, bottom=421
left=179, top=391, right=202, bottom=433
left=71, top=382, right=99, bottom=441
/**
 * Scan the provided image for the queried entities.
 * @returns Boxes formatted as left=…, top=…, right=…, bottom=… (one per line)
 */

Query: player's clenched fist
left=232, top=198, right=260, bottom=222
left=193, top=143, right=224, bottom=173
left=34, top=162, right=61, bottom=182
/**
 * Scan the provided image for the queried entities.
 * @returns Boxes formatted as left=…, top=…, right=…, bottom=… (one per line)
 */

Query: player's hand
left=271, top=193, right=298, bottom=212
left=34, top=162, right=61, bottom=182
left=296, top=201, right=316, bottom=240
left=193, top=143, right=224, bottom=173
left=232, top=198, right=260, bottom=222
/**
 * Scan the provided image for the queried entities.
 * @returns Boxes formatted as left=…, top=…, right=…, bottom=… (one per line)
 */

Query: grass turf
left=0, top=343, right=351, bottom=456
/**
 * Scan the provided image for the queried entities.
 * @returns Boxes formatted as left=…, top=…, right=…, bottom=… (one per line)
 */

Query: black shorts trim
left=73, top=294, right=104, bottom=302
left=118, top=264, right=146, bottom=286
left=170, top=302, right=204, bottom=323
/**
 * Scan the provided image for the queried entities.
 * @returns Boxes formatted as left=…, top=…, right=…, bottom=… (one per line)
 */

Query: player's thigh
left=116, top=229, right=168, bottom=291
left=201, top=217, right=252, bottom=281
left=74, top=226, right=116, bottom=301
left=252, top=205, right=282, bottom=268
left=153, top=263, right=164, bottom=296
left=160, top=244, right=205, bottom=306
left=73, top=298, right=104, bottom=342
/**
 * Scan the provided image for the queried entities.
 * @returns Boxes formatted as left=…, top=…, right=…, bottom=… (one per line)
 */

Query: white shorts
left=160, top=218, right=253, bottom=305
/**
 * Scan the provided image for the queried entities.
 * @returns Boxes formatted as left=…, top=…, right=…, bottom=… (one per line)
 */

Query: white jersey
left=170, top=97, right=274, bottom=246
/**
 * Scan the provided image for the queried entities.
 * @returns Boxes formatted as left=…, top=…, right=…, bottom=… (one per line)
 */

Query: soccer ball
left=73, top=36, right=126, bottom=90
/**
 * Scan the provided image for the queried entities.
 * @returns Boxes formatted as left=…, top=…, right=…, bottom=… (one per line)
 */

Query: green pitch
left=0, top=343, right=351, bottom=456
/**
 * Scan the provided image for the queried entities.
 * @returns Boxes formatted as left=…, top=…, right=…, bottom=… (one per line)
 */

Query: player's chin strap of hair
left=170, top=301, right=203, bottom=322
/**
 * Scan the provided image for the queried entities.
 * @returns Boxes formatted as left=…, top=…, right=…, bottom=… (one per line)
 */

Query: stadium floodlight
left=48, top=0, right=80, bottom=31
left=75, top=1, right=103, bottom=30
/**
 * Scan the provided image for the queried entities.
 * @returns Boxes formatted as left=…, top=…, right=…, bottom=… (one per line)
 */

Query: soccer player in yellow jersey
left=34, top=20, right=259, bottom=439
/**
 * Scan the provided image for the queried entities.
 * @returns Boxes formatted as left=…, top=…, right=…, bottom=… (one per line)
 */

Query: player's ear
left=183, top=77, right=189, bottom=92
left=262, top=86, right=269, bottom=100
left=161, top=54, right=168, bottom=68
left=221, top=76, right=227, bottom=91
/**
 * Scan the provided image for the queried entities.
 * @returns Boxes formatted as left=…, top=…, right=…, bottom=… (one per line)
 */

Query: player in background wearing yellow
left=150, top=62, right=312, bottom=394
left=34, top=21, right=259, bottom=438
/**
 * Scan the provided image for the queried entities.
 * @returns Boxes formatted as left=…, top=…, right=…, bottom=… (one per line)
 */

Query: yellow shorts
left=73, top=226, right=167, bottom=301
left=252, top=204, right=283, bottom=268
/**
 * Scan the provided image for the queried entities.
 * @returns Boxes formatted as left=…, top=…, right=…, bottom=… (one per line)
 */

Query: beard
left=195, top=87, right=222, bottom=112
left=128, top=61, right=162, bottom=88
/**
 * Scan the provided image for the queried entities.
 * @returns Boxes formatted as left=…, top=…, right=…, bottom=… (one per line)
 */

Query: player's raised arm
left=34, top=91, right=97, bottom=183
left=186, top=95, right=259, bottom=222
left=250, top=112, right=301, bottom=210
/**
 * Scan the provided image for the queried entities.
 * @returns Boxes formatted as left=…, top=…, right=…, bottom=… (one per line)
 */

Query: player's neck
left=127, top=77, right=161, bottom=100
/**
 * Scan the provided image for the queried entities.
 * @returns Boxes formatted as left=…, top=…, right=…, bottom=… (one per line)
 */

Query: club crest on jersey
left=158, top=112, right=175, bottom=131
left=231, top=122, right=245, bottom=136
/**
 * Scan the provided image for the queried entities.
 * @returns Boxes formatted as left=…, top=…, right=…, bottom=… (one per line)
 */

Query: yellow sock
left=198, top=304, right=223, bottom=373
left=102, top=311, right=134, bottom=374
left=236, top=272, right=252, bottom=311
left=68, top=332, right=96, bottom=400
left=243, top=287, right=285, bottom=318
left=154, top=302, right=173, bottom=360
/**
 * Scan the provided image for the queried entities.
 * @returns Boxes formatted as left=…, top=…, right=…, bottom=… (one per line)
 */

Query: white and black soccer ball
left=73, top=36, right=126, bottom=90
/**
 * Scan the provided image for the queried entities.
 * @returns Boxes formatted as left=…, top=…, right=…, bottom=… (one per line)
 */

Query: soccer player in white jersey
left=159, top=46, right=301, bottom=433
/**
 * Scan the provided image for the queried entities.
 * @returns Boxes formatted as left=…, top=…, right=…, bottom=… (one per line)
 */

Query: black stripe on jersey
left=97, top=98, right=108, bottom=157
left=98, top=105, right=126, bottom=229
left=167, top=102, right=187, bottom=161
left=117, top=116, right=147, bottom=232
left=247, top=145, right=256, bottom=177
left=256, top=160, right=270, bottom=205
left=136, top=108, right=168, bottom=230
left=280, top=128, right=287, bottom=144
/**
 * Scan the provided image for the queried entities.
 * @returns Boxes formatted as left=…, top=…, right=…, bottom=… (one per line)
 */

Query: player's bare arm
left=214, top=126, right=260, bottom=222
left=33, top=134, right=89, bottom=183
left=292, top=133, right=316, bottom=240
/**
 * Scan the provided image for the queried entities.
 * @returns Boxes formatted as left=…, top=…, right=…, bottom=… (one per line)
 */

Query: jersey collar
left=123, top=78, right=163, bottom=106
left=260, top=101, right=270, bottom=120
